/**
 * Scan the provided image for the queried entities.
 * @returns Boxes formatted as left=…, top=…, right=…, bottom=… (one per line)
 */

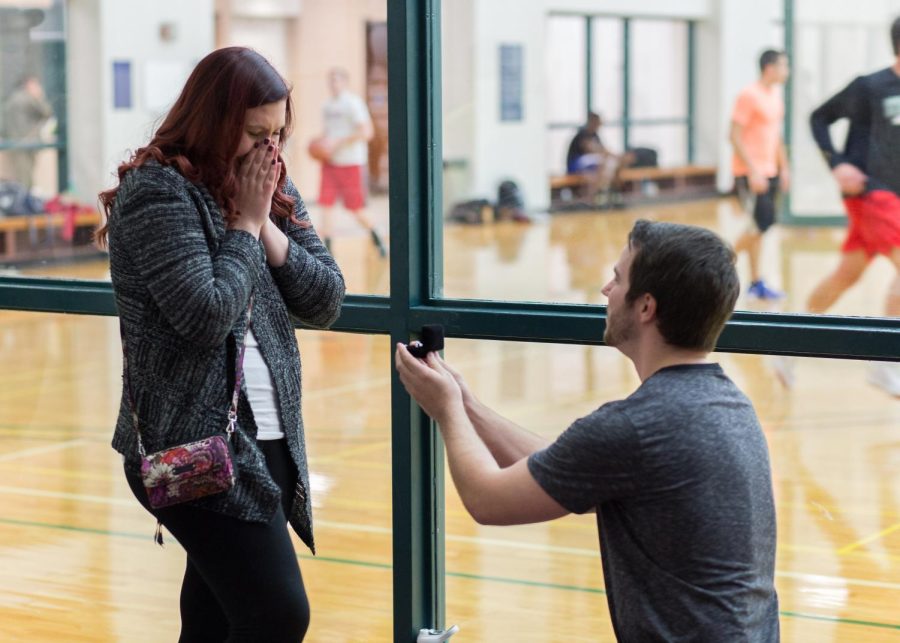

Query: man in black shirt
left=795, top=17, right=900, bottom=397
left=566, top=112, right=633, bottom=207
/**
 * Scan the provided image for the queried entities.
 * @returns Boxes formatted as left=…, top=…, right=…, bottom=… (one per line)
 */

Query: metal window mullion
left=387, top=1, right=445, bottom=641
left=0, top=278, right=896, bottom=359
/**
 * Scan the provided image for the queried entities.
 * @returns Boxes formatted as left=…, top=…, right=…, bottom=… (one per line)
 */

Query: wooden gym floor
left=0, top=197, right=898, bottom=641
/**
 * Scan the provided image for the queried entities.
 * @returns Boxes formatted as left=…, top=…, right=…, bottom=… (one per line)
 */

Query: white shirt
left=243, top=328, right=284, bottom=440
left=322, top=90, right=371, bottom=166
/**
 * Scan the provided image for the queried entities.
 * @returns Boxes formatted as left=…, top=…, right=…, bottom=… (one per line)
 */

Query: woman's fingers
left=240, top=140, right=272, bottom=181
left=265, top=159, right=281, bottom=191
left=248, top=142, right=271, bottom=179
left=257, top=146, right=275, bottom=177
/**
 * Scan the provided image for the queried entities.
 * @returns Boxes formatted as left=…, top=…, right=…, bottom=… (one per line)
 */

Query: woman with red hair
left=100, top=47, right=344, bottom=641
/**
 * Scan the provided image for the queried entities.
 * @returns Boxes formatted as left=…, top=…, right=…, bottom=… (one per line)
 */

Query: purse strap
left=121, top=296, right=255, bottom=458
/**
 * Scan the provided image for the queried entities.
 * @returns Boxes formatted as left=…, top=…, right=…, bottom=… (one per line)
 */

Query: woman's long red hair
left=96, top=47, right=306, bottom=247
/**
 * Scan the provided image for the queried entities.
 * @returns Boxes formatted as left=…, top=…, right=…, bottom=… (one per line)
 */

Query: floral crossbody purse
left=121, top=298, right=253, bottom=510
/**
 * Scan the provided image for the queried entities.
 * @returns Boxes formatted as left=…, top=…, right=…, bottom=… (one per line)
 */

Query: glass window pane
left=629, top=20, right=687, bottom=120
left=0, top=311, right=392, bottom=638
left=591, top=18, right=623, bottom=122
left=545, top=16, right=586, bottom=124
left=441, top=339, right=900, bottom=640
left=628, top=124, right=687, bottom=166
left=3, top=2, right=389, bottom=295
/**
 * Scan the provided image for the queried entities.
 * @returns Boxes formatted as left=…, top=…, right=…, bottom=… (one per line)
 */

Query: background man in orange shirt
left=730, top=50, right=791, bottom=300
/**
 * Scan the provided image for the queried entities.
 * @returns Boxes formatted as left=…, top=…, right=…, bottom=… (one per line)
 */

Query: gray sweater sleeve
left=269, top=177, right=346, bottom=328
left=117, top=167, right=266, bottom=347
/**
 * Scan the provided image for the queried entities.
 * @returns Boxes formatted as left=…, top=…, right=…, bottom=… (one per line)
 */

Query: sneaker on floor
left=772, top=355, right=796, bottom=389
left=747, top=280, right=785, bottom=300
left=867, top=362, right=900, bottom=398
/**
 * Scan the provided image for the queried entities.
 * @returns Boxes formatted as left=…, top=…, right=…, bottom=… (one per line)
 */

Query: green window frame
left=0, top=1, right=897, bottom=641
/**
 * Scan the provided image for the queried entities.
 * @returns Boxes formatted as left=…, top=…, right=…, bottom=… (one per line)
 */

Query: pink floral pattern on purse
left=141, top=435, right=235, bottom=509
left=122, top=297, right=253, bottom=512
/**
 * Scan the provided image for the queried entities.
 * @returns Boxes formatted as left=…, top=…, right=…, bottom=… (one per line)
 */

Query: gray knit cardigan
left=108, top=161, right=345, bottom=553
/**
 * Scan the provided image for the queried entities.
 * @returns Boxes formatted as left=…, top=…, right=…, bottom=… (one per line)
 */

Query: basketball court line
left=2, top=459, right=900, bottom=533
left=0, top=515, right=898, bottom=632
left=838, top=522, right=900, bottom=555
left=0, top=484, right=898, bottom=585
left=3, top=451, right=899, bottom=529
left=0, top=439, right=87, bottom=463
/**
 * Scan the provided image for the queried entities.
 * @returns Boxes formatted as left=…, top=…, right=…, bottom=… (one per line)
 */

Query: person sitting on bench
left=566, top=112, right=634, bottom=208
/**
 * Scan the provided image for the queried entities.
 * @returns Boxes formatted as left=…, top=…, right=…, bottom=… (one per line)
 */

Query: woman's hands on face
left=231, top=139, right=281, bottom=237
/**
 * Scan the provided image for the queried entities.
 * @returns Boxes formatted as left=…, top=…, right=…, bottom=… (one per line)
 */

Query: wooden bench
left=0, top=210, right=102, bottom=264
left=550, top=164, right=718, bottom=208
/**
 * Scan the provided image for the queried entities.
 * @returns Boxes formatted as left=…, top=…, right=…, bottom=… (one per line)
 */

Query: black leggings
left=126, top=439, right=309, bottom=643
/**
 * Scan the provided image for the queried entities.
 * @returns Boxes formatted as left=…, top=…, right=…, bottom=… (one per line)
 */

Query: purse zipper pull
left=226, top=410, right=237, bottom=439
left=154, top=520, right=165, bottom=546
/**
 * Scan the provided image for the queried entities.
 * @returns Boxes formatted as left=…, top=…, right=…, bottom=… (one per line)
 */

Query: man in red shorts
left=787, top=17, right=900, bottom=396
left=317, top=68, right=387, bottom=257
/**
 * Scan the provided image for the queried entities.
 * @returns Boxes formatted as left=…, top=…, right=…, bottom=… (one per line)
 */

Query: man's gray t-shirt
left=528, top=364, right=779, bottom=642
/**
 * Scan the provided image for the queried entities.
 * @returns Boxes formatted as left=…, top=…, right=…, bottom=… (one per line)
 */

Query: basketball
left=308, top=137, right=332, bottom=162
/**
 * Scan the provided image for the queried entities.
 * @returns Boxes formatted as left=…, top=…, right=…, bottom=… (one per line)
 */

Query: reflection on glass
left=2, top=2, right=389, bottom=294
left=440, top=339, right=899, bottom=640
left=0, top=311, right=393, bottom=639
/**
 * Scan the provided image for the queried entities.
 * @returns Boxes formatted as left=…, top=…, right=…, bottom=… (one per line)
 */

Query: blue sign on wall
left=113, top=61, right=132, bottom=109
left=499, top=44, right=523, bottom=122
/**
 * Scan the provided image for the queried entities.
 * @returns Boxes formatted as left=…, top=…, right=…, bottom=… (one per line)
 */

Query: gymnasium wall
left=67, top=0, right=215, bottom=205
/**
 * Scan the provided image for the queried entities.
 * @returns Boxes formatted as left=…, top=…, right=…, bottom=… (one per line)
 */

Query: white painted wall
left=548, top=0, right=710, bottom=18
left=469, top=0, right=546, bottom=209
left=67, top=0, right=214, bottom=204
left=712, top=0, right=783, bottom=192
left=66, top=0, right=103, bottom=204
left=441, top=0, right=475, bottom=212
